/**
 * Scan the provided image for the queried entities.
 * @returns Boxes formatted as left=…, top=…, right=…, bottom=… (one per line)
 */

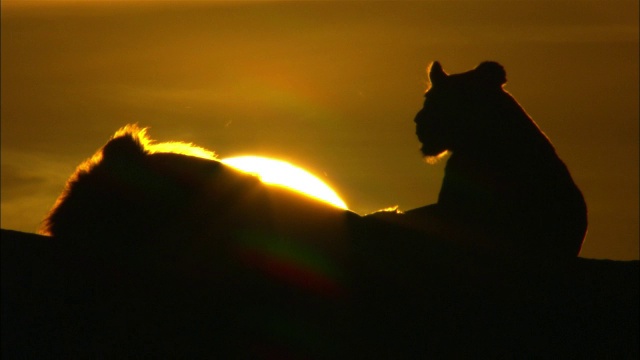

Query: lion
left=406, top=61, right=588, bottom=259
left=38, top=124, right=358, bottom=358
left=40, top=124, right=354, bottom=249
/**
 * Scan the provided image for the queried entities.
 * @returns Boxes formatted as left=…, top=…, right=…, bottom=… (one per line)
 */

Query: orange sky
left=1, top=0, right=638, bottom=260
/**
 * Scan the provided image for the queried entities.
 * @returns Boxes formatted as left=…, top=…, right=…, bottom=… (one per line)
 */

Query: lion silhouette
left=38, top=124, right=357, bottom=357
left=40, top=125, right=357, bottom=284
left=407, top=61, right=587, bottom=259
left=40, top=125, right=353, bottom=247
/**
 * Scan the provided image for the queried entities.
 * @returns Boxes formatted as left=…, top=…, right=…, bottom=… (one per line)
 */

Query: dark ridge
left=2, top=228, right=637, bottom=358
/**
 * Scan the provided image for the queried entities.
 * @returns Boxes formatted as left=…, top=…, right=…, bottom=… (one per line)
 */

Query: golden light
left=221, top=156, right=348, bottom=210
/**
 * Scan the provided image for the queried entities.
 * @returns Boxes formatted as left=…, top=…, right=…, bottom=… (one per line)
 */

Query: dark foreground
left=2, top=228, right=638, bottom=359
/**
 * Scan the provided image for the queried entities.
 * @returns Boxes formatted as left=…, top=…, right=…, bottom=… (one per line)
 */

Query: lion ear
left=475, top=61, right=507, bottom=87
left=101, top=131, right=147, bottom=162
left=428, top=61, right=447, bottom=86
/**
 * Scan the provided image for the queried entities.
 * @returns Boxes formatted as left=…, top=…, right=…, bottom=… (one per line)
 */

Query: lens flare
left=221, top=156, right=347, bottom=210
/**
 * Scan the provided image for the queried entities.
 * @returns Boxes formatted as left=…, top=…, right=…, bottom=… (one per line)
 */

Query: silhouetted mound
left=2, top=125, right=636, bottom=358
left=2, top=229, right=638, bottom=358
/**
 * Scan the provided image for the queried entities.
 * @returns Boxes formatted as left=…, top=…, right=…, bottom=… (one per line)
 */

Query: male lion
left=407, top=61, right=587, bottom=259
left=38, top=125, right=357, bottom=358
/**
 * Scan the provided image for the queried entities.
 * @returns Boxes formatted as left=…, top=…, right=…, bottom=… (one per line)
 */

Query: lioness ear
left=428, top=61, right=447, bottom=86
left=475, top=61, right=507, bottom=87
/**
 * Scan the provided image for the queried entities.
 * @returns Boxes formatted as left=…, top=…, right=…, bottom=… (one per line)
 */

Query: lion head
left=415, top=61, right=508, bottom=162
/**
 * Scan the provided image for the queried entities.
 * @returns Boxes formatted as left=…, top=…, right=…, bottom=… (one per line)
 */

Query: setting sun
left=221, top=156, right=348, bottom=210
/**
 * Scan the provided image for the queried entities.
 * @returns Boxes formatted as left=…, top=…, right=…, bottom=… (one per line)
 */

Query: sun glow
left=221, top=156, right=348, bottom=210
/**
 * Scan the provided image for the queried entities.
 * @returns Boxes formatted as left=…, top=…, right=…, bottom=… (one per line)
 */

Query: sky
left=1, top=0, right=638, bottom=260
